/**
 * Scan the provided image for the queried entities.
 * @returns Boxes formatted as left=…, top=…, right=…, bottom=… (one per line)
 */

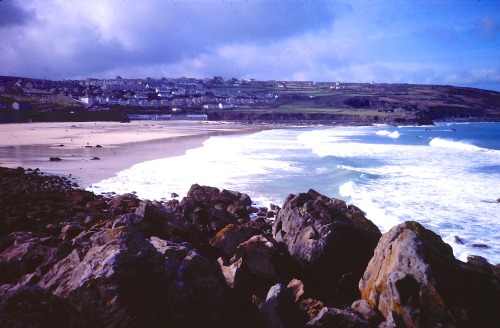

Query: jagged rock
left=210, top=207, right=238, bottom=232
left=287, top=279, right=325, bottom=320
left=38, top=228, right=168, bottom=327
left=1, top=168, right=498, bottom=327
left=272, top=189, right=381, bottom=304
left=132, top=200, right=173, bottom=237
left=148, top=236, right=191, bottom=257
left=60, top=224, right=83, bottom=241
left=209, top=223, right=262, bottom=257
left=185, top=184, right=221, bottom=206
left=466, top=255, right=493, bottom=273
left=182, top=184, right=253, bottom=226
left=107, top=193, right=141, bottom=216
left=0, top=237, right=58, bottom=284
left=167, top=249, right=231, bottom=327
left=359, top=221, right=500, bottom=328
left=351, top=299, right=382, bottom=324
left=255, top=283, right=305, bottom=328
left=231, top=235, right=288, bottom=279
left=305, top=307, right=371, bottom=327
left=217, top=257, right=250, bottom=290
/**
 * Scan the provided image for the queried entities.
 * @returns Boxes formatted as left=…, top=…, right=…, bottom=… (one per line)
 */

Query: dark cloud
left=0, top=0, right=33, bottom=27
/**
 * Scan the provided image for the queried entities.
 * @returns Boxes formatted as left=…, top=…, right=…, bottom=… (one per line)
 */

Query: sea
left=88, top=122, right=500, bottom=264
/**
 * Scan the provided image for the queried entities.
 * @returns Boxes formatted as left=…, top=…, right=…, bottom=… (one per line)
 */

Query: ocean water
left=88, top=122, right=500, bottom=264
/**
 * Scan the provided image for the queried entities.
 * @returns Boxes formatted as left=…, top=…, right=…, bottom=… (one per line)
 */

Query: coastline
left=0, top=120, right=269, bottom=188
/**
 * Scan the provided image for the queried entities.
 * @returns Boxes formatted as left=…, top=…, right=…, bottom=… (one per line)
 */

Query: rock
left=298, top=298, right=325, bottom=321
left=466, top=255, right=493, bottom=274
left=217, top=257, right=251, bottom=290
left=107, top=193, right=140, bottom=216
left=219, top=188, right=253, bottom=207
left=209, top=223, right=262, bottom=257
left=167, top=249, right=230, bottom=327
left=472, top=243, right=489, bottom=248
left=148, top=236, right=191, bottom=259
left=272, top=189, right=381, bottom=304
left=351, top=299, right=382, bottom=324
left=287, top=278, right=305, bottom=302
left=185, top=184, right=221, bottom=206
left=171, top=192, right=179, bottom=198
left=305, top=307, right=371, bottom=327
left=132, top=200, right=175, bottom=238
left=287, top=278, right=325, bottom=320
left=60, top=224, right=83, bottom=241
left=90, top=157, right=100, bottom=160
left=358, top=221, right=500, bottom=328
left=1, top=167, right=498, bottom=327
left=182, top=184, right=253, bottom=232
left=231, top=235, right=287, bottom=279
left=38, top=229, right=168, bottom=327
left=255, top=283, right=305, bottom=328
left=210, top=207, right=238, bottom=232
left=0, top=286, right=88, bottom=327
left=95, top=144, right=102, bottom=148
left=0, top=237, right=57, bottom=284
left=454, top=235, right=465, bottom=244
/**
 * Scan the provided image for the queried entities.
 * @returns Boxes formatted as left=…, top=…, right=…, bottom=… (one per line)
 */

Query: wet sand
left=0, top=121, right=266, bottom=187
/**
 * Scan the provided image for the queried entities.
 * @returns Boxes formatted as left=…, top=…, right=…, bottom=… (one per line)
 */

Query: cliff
left=0, top=167, right=498, bottom=327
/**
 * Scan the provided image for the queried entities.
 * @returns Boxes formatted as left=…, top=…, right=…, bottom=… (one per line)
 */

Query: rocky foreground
left=0, top=167, right=499, bottom=327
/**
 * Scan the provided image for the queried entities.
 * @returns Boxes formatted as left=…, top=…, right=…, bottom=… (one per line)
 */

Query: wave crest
left=429, top=138, right=483, bottom=151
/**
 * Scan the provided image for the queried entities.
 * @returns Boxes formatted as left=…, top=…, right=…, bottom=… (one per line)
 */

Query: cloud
left=0, top=0, right=34, bottom=27
left=0, top=0, right=338, bottom=79
left=444, top=68, right=500, bottom=90
left=0, top=0, right=499, bottom=91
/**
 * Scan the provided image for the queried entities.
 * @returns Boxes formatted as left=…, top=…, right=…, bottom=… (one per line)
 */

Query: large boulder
left=0, top=234, right=61, bottom=285
left=38, top=228, right=167, bottom=327
left=166, top=249, right=231, bottom=327
left=272, top=189, right=381, bottom=304
left=359, top=221, right=500, bottom=327
left=181, top=184, right=253, bottom=231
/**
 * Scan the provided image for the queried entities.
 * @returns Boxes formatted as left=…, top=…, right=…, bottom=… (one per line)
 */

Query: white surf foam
left=430, top=138, right=484, bottom=151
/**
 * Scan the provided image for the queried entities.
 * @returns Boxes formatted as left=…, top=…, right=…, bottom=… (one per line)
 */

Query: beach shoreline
left=0, top=120, right=269, bottom=188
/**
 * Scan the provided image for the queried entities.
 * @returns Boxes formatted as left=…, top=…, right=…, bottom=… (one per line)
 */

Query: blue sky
left=1, top=0, right=499, bottom=90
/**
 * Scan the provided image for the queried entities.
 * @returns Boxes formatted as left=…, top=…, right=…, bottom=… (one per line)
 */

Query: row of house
left=79, top=91, right=278, bottom=109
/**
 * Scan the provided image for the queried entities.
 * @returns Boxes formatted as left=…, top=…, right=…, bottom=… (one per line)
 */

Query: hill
left=1, top=76, right=499, bottom=124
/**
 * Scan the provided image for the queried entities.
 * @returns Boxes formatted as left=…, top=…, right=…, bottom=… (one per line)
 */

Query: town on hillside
left=1, top=75, right=499, bottom=124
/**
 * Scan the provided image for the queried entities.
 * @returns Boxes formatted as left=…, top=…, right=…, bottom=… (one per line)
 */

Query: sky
left=1, top=0, right=499, bottom=91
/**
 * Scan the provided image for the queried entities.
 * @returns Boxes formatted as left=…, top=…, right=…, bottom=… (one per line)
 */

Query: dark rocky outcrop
left=358, top=221, right=500, bottom=327
left=0, top=167, right=498, bottom=327
left=272, top=189, right=382, bottom=305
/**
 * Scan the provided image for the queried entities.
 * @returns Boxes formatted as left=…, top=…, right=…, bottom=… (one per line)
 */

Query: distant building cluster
left=77, top=76, right=281, bottom=110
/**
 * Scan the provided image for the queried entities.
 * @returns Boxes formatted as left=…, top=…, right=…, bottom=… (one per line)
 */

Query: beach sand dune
left=0, top=121, right=264, bottom=187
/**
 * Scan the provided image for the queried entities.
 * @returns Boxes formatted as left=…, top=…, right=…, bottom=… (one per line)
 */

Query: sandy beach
left=0, top=120, right=266, bottom=188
